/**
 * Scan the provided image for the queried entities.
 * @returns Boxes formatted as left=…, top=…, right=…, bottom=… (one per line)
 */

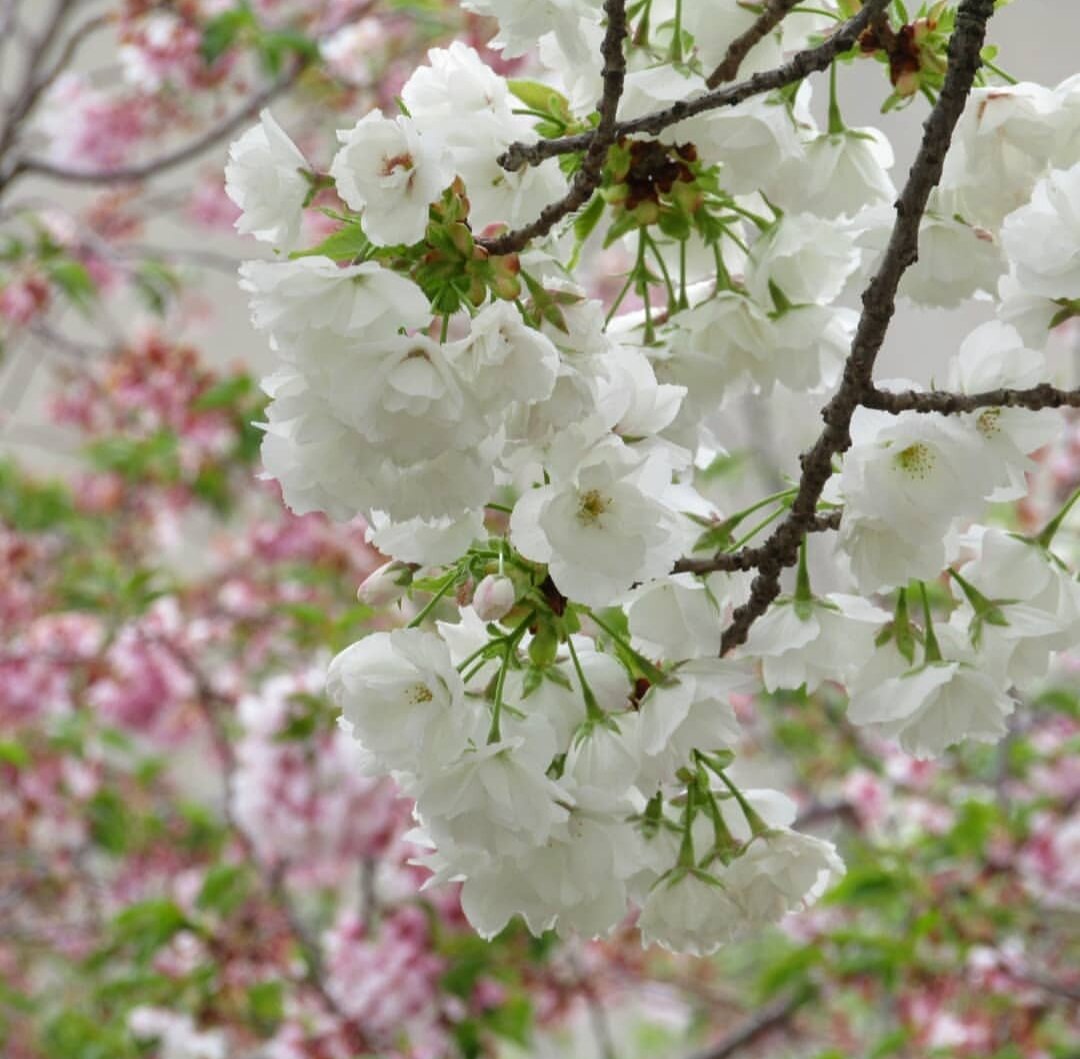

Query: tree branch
left=497, top=0, right=886, bottom=174
left=716, top=0, right=997, bottom=656
left=862, top=383, right=1080, bottom=414
left=8, top=68, right=300, bottom=188
left=672, top=511, right=841, bottom=576
left=705, top=0, right=802, bottom=88
left=475, top=0, right=628, bottom=256
left=684, top=991, right=804, bottom=1059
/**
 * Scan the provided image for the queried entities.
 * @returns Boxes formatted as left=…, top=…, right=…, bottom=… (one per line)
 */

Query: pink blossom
left=0, top=275, right=49, bottom=326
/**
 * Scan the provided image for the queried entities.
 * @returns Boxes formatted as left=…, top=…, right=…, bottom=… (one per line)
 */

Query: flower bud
left=357, top=561, right=413, bottom=606
left=472, top=574, right=516, bottom=622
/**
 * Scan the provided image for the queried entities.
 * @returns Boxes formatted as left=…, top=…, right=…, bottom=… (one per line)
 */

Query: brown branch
left=684, top=991, right=804, bottom=1059
left=475, top=0, right=628, bottom=256
left=862, top=383, right=1080, bottom=415
left=8, top=68, right=300, bottom=188
left=153, top=637, right=375, bottom=1051
left=0, top=0, right=78, bottom=176
left=716, top=0, right=997, bottom=656
left=497, top=0, right=887, bottom=174
left=672, top=510, right=842, bottom=576
left=705, top=0, right=802, bottom=88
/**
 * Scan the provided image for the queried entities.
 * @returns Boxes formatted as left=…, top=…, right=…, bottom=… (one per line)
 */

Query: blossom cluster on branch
left=226, top=0, right=1080, bottom=958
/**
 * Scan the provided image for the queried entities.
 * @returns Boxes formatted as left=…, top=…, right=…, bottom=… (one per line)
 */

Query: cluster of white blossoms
left=227, top=1, right=1080, bottom=953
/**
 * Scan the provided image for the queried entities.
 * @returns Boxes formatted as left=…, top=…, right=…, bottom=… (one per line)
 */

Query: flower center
left=381, top=151, right=414, bottom=176
left=893, top=442, right=935, bottom=480
left=577, top=488, right=612, bottom=526
left=406, top=682, right=434, bottom=705
left=976, top=408, right=1001, bottom=437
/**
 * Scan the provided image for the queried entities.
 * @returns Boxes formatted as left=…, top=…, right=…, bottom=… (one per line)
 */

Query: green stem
left=713, top=768, right=769, bottom=838
left=728, top=505, right=786, bottom=552
left=439, top=314, right=450, bottom=343
left=677, top=238, right=689, bottom=310
left=917, top=581, right=943, bottom=664
left=670, top=0, right=684, bottom=62
left=983, top=58, right=1018, bottom=85
left=1036, top=485, right=1080, bottom=550
left=567, top=634, right=605, bottom=722
left=605, top=270, right=637, bottom=324
left=486, top=611, right=534, bottom=743
left=645, top=231, right=677, bottom=318
left=794, top=536, right=812, bottom=603
left=677, top=779, right=696, bottom=867
left=584, top=608, right=666, bottom=685
left=637, top=232, right=655, bottom=344
left=407, top=571, right=457, bottom=628
left=827, top=55, right=846, bottom=135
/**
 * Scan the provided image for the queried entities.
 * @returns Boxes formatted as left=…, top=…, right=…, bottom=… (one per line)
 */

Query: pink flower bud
left=357, top=561, right=411, bottom=606
left=472, top=574, right=515, bottom=622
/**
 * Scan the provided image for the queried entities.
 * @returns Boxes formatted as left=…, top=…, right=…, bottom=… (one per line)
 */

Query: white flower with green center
left=510, top=437, right=690, bottom=607
left=326, top=629, right=479, bottom=775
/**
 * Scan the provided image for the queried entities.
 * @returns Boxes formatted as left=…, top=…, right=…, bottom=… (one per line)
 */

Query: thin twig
left=705, top=0, right=802, bottom=88
left=497, top=0, right=886, bottom=173
left=716, top=0, right=998, bottom=655
left=684, top=991, right=803, bottom=1059
left=672, top=510, right=841, bottom=576
left=862, top=383, right=1080, bottom=414
left=8, top=67, right=300, bottom=188
left=476, top=0, right=628, bottom=256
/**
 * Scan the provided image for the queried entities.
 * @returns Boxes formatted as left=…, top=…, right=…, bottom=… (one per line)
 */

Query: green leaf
left=197, top=864, right=250, bottom=916
left=508, top=79, right=570, bottom=119
left=0, top=739, right=29, bottom=768
left=201, top=5, right=256, bottom=66
left=87, top=788, right=133, bottom=855
left=247, top=980, right=285, bottom=1032
left=193, top=374, right=254, bottom=411
left=112, top=899, right=187, bottom=962
left=292, top=222, right=372, bottom=262
left=47, top=259, right=96, bottom=309
left=258, top=29, right=319, bottom=77
left=487, top=995, right=532, bottom=1045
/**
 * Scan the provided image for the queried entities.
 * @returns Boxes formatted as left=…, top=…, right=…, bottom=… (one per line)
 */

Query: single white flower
left=724, top=830, right=845, bottom=925
left=900, top=201, right=1005, bottom=307
left=743, top=593, right=889, bottom=693
left=445, top=300, right=560, bottom=415
left=638, top=869, right=744, bottom=956
left=510, top=437, right=689, bottom=607
left=240, top=257, right=431, bottom=338
left=330, top=109, right=451, bottom=246
left=788, top=127, right=896, bottom=219
left=326, top=629, right=477, bottom=774
left=1000, top=163, right=1080, bottom=301
left=948, top=321, right=1061, bottom=500
left=637, top=660, right=750, bottom=791
left=225, top=109, right=310, bottom=250
left=746, top=213, right=861, bottom=309
left=416, top=718, right=571, bottom=856
left=847, top=656, right=1015, bottom=759
left=461, top=0, right=603, bottom=59
left=626, top=573, right=735, bottom=660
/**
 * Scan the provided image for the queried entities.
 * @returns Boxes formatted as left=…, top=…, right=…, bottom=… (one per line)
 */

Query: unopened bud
left=472, top=574, right=516, bottom=622
left=357, top=561, right=412, bottom=606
